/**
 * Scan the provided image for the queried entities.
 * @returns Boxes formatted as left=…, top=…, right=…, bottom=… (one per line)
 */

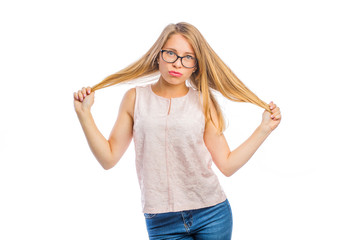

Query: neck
left=152, top=76, right=189, bottom=98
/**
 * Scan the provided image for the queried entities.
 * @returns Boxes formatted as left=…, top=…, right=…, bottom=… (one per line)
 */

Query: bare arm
left=204, top=100, right=281, bottom=177
left=74, top=87, right=135, bottom=170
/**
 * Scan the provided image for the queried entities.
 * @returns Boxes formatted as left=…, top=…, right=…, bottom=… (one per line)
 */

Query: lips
left=169, top=71, right=183, bottom=77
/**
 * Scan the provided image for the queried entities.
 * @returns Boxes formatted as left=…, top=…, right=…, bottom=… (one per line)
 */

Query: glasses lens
left=162, top=51, right=177, bottom=63
left=182, top=55, right=197, bottom=68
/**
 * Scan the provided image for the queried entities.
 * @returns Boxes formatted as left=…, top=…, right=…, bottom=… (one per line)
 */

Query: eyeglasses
left=160, top=50, right=197, bottom=68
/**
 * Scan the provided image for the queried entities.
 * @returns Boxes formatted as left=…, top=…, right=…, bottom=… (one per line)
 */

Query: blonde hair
left=91, top=22, right=271, bottom=135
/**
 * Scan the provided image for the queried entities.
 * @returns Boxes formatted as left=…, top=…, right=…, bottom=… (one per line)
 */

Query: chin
left=163, top=76, right=187, bottom=85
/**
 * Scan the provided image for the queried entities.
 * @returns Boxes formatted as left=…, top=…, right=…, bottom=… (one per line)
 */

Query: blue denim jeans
left=144, top=199, right=233, bottom=239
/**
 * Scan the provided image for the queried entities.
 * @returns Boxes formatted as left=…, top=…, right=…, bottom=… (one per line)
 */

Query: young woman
left=73, top=22, right=281, bottom=240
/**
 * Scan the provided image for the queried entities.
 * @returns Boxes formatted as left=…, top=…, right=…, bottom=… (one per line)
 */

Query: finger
left=274, top=114, right=281, bottom=120
left=269, top=101, right=277, bottom=110
left=271, top=110, right=281, bottom=119
left=272, top=107, right=280, bottom=114
left=268, top=102, right=273, bottom=113
left=269, top=101, right=273, bottom=109
left=272, top=112, right=281, bottom=120
left=78, top=90, right=84, bottom=101
left=86, top=87, right=91, bottom=94
left=81, top=87, right=87, bottom=98
left=75, top=91, right=81, bottom=101
left=74, top=92, right=79, bottom=100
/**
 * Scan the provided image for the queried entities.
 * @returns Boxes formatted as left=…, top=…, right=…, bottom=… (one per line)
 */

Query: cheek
left=158, top=61, right=167, bottom=73
left=183, top=69, right=194, bottom=78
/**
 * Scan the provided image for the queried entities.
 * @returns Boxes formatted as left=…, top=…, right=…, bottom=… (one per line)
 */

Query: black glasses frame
left=160, top=50, right=197, bottom=69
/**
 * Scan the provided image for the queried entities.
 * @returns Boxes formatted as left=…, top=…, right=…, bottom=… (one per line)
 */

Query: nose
left=172, top=57, right=182, bottom=68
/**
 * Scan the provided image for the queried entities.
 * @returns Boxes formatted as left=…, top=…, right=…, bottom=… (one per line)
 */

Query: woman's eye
left=185, top=55, right=194, bottom=60
left=167, top=51, right=175, bottom=56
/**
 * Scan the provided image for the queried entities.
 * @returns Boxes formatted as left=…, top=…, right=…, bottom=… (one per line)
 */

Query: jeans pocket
left=144, top=213, right=158, bottom=219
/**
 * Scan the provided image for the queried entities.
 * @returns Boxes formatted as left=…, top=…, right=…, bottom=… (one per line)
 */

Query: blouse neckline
left=149, top=84, right=191, bottom=100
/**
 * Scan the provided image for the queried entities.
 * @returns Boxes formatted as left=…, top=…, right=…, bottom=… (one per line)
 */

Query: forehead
left=163, top=34, right=195, bottom=54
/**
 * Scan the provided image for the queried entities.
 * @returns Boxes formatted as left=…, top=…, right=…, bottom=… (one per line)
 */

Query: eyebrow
left=164, top=48, right=195, bottom=56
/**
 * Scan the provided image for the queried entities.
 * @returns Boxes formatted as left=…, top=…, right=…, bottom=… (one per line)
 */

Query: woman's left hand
left=260, top=101, right=282, bottom=133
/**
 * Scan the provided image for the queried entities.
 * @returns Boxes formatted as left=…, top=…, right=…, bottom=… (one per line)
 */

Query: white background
left=1, top=0, right=359, bottom=239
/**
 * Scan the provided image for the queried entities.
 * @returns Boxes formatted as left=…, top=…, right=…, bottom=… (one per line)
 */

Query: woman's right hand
left=73, top=86, right=95, bottom=114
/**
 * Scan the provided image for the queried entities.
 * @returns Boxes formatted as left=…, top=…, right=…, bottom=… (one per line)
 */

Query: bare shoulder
left=120, top=87, right=136, bottom=120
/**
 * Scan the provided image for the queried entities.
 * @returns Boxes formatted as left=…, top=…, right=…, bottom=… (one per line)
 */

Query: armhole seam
left=133, top=86, right=139, bottom=123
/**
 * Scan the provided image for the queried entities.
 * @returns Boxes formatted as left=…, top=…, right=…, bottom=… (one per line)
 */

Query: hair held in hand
left=91, top=22, right=271, bottom=135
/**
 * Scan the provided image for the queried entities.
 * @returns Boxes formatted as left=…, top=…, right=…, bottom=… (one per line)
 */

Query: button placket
left=167, top=98, right=171, bottom=115
left=165, top=98, right=173, bottom=211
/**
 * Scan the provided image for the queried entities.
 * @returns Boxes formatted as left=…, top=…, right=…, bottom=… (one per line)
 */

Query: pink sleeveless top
left=133, top=83, right=227, bottom=214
